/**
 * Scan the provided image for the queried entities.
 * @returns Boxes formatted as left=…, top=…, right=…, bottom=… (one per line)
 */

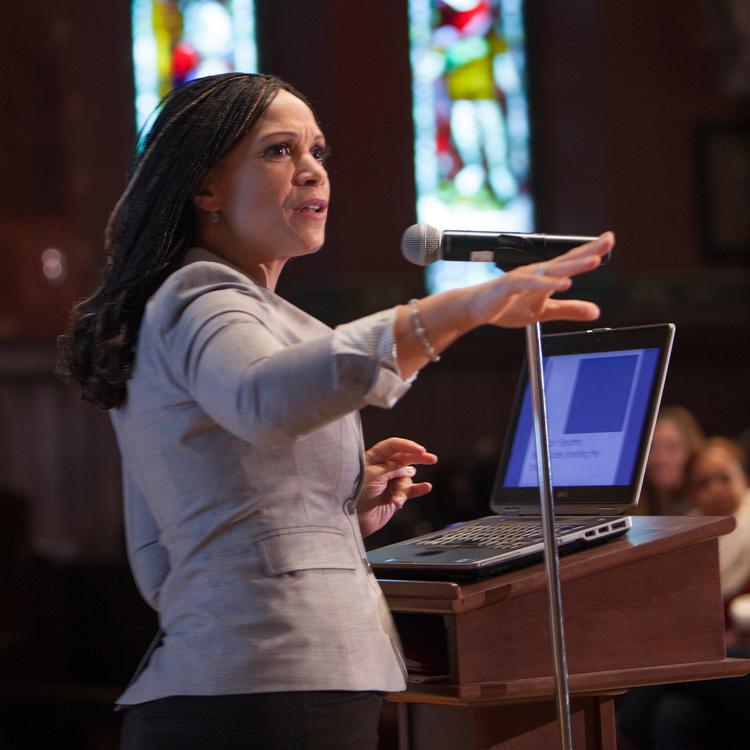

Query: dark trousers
left=120, top=691, right=383, bottom=750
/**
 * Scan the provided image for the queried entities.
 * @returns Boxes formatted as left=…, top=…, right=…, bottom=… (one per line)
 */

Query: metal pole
left=525, top=322, right=573, bottom=749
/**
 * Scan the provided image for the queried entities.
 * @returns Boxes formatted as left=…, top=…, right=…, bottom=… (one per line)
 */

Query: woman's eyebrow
left=256, top=129, right=326, bottom=143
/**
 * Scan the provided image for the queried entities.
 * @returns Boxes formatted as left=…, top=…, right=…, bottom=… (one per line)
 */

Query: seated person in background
left=689, top=437, right=750, bottom=641
left=637, top=405, right=704, bottom=515
left=617, top=437, right=750, bottom=750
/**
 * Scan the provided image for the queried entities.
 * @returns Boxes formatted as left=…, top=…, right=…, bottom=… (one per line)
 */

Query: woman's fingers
left=404, top=481, right=432, bottom=500
left=387, top=450, right=438, bottom=466
left=366, top=438, right=438, bottom=467
left=388, top=479, right=432, bottom=507
left=368, top=437, right=424, bottom=454
left=496, top=272, right=571, bottom=298
left=366, top=437, right=425, bottom=462
left=551, top=232, right=614, bottom=263
left=525, top=232, right=613, bottom=278
left=366, top=463, right=432, bottom=505
left=483, top=273, right=570, bottom=317
left=529, top=255, right=599, bottom=279
left=472, top=231, right=614, bottom=328
left=538, top=299, right=601, bottom=322
left=365, top=460, right=408, bottom=480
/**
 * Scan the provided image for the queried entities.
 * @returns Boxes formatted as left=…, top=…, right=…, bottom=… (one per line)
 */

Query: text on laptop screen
left=503, top=347, right=661, bottom=487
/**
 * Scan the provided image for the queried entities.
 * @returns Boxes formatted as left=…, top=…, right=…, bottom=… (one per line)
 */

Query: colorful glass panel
left=132, top=0, right=258, bottom=134
left=409, top=0, right=533, bottom=292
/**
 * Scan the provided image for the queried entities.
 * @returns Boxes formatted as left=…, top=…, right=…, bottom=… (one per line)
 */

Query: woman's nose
left=294, top=155, right=327, bottom=186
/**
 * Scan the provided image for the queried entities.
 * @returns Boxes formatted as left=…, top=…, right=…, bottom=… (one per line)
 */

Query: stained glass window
left=409, top=0, right=533, bottom=292
left=132, top=0, right=258, bottom=134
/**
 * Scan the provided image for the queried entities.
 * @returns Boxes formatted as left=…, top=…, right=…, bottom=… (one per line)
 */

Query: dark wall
left=0, top=2, right=134, bottom=340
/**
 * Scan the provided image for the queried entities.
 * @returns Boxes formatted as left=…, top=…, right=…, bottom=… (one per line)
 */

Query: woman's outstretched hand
left=357, top=437, right=437, bottom=538
left=395, top=233, right=614, bottom=379
left=467, top=232, right=615, bottom=329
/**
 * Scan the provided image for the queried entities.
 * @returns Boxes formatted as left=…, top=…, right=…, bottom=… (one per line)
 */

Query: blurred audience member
left=617, top=437, right=750, bottom=749
left=689, top=437, right=750, bottom=636
left=638, top=405, right=704, bottom=515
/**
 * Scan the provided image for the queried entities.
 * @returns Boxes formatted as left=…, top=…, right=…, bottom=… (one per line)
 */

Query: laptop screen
left=503, top=346, right=661, bottom=488
left=491, top=324, right=673, bottom=510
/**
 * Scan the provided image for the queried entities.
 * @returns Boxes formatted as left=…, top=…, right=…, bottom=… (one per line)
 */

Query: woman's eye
left=312, top=145, right=331, bottom=164
left=264, top=143, right=292, bottom=160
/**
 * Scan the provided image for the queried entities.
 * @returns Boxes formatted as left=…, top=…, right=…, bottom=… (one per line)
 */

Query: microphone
left=401, top=224, right=606, bottom=269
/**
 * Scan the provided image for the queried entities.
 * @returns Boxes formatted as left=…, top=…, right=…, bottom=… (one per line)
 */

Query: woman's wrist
left=407, top=298, right=441, bottom=362
left=393, top=288, right=478, bottom=377
left=451, top=285, right=481, bottom=332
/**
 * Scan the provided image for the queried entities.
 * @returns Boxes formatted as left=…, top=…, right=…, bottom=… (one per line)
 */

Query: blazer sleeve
left=153, top=262, right=414, bottom=447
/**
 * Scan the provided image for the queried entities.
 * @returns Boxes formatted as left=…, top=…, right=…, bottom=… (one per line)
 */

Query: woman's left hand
left=357, top=437, right=437, bottom=537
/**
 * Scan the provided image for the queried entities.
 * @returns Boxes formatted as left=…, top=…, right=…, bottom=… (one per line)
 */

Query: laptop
left=368, top=323, right=675, bottom=581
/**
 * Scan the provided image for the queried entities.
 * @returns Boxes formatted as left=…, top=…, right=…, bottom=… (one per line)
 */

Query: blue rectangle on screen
left=564, top=355, right=638, bottom=434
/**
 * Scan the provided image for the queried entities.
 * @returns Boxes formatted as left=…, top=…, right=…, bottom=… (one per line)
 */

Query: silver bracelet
left=408, top=298, right=441, bottom=363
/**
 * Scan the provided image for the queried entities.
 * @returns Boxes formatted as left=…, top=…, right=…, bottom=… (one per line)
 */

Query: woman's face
left=690, top=447, right=748, bottom=517
left=198, top=89, right=330, bottom=267
left=646, top=418, right=692, bottom=491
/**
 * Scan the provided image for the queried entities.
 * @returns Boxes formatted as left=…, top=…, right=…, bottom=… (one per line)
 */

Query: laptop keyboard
left=417, top=520, right=588, bottom=550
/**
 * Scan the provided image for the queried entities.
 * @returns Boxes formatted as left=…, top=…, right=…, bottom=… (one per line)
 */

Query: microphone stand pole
left=525, top=321, right=573, bottom=749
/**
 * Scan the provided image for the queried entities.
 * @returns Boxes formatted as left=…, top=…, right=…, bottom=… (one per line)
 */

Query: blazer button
left=344, top=498, right=357, bottom=514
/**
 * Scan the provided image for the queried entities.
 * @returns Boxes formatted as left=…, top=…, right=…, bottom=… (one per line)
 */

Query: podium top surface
left=376, top=515, right=734, bottom=614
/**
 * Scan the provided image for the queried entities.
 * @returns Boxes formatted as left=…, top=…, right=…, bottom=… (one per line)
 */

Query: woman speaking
left=60, top=73, right=613, bottom=749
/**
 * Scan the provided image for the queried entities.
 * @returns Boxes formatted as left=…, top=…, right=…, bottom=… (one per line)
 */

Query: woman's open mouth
left=294, top=199, right=328, bottom=218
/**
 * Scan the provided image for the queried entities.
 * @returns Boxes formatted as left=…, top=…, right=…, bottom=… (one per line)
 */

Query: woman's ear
left=193, top=168, right=220, bottom=213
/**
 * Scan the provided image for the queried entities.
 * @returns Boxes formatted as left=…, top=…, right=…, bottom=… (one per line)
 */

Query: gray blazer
left=111, top=248, right=412, bottom=704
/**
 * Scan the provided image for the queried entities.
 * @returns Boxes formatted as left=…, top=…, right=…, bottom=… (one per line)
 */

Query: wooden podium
left=376, top=516, right=750, bottom=749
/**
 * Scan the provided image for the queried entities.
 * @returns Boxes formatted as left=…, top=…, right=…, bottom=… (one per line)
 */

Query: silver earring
left=207, top=210, right=220, bottom=223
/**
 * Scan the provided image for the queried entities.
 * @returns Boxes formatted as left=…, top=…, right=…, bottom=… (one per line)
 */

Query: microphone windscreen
left=401, top=224, right=442, bottom=266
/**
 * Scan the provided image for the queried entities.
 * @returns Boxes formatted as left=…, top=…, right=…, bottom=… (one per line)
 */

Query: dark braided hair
left=59, top=73, right=308, bottom=410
